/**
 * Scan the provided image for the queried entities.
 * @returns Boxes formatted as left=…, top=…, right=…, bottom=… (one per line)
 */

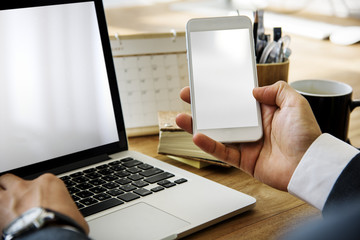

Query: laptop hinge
left=25, top=154, right=110, bottom=179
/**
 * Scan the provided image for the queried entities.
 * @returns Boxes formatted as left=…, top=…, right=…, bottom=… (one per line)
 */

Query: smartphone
left=186, top=16, right=262, bottom=143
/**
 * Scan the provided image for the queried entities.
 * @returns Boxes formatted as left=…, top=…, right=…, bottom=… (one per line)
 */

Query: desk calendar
left=109, top=32, right=190, bottom=136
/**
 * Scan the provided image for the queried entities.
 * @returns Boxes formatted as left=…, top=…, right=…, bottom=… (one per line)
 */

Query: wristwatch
left=2, top=207, right=86, bottom=240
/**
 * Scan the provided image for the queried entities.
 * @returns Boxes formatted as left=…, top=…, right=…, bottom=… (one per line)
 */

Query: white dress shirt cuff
left=287, top=133, right=359, bottom=210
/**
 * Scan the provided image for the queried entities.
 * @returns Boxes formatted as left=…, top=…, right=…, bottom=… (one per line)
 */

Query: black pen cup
left=290, top=79, right=360, bottom=142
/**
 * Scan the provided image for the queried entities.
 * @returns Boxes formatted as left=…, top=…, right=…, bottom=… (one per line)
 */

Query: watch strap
left=44, top=208, right=86, bottom=235
left=2, top=208, right=86, bottom=240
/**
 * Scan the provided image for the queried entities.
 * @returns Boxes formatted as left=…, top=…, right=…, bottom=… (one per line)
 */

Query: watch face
left=6, top=208, right=43, bottom=234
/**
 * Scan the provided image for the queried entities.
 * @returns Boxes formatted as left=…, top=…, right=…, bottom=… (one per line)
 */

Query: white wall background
left=231, top=0, right=360, bottom=18
left=102, top=0, right=174, bottom=8
left=102, top=0, right=360, bottom=18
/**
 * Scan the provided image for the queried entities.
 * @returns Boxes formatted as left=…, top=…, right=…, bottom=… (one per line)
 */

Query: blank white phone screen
left=190, top=29, right=258, bottom=130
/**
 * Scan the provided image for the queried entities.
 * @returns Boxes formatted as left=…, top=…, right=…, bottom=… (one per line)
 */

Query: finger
left=253, top=81, right=300, bottom=107
left=175, top=113, right=193, bottom=134
left=193, top=133, right=241, bottom=168
left=0, top=174, right=23, bottom=190
left=180, top=86, right=190, bottom=104
left=34, top=173, right=65, bottom=189
left=34, top=174, right=90, bottom=234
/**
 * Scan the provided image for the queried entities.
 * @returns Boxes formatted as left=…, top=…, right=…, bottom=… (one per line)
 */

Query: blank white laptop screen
left=0, top=2, right=119, bottom=172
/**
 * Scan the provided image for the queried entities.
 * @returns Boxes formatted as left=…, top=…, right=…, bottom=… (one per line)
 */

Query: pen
left=276, top=41, right=284, bottom=63
left=256, top=10, right=265, bottom=63
left=253, top=10, right=258, bottom=57
left=273, top=27, right=282, bottom=42
left=256, top=35, right=268, bottom=63
left=257, top=10, right=265, bottom=38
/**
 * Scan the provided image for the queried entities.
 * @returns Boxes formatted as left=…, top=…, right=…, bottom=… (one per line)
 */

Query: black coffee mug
left=290, top=79, right=360, bottom=142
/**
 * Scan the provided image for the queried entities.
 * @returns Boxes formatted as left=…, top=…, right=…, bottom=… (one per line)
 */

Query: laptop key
left=108, top=160, right=121, bottom=165
left=120, top=157, right=134, bottom=162
left=72, top=195, right=81, bottom=202
left=132, top=180, right=149, bottom=188
left=122, top=159, right=142, bottom=168
left=102, top=182, right=119, bottom=189
left=134, top=188, right=152, bottom=197
left=72, top=176, right=89, bottom=184
left=60, top=176, right=71, bottom=181
left=107, top=189, right=124, bottom=196
left=98, top=169, right=114, bottom=176
left=76, top=183, right=94, bottom=190
left=128, top=174, right=143, bottom=181
left=110, top=165, right=126, bottom=171
left=115, top=178, right=131, bottom=185
left=67, top=187, right=81, bottom=194
left=85, top=172, right=102, bottom=179
left=118, top=192, right=140, bottom=202
left=79, top=197, right=98, bottom=206
left=137, top=163, right=153, bottom=170
left=126, top=166, right=142, bottom=174
left=140, top=168, right=163, bottom=177
left=93, top=193, right=112, bottom=201
left=145, top=172, right=175, bottom=184
left=120, top=184, right=137, bottom=192
left=63, top=179, right=76, bottom=187
left=89, top=179, right=106, bottom=186
left=76, top=202, right=85, bottom=209
left=157, top=180, right=175, bottom=188
left=157, top=180, right=171, bottom=186
left=89, top=186, right=107, bottom=194
left=114, top=171, right=130, bottom=178
left=174, top=178, right=188, bottom=184
left=163, top=182, right=176, bottom=188
left=101, top=175, right=118, bottom=182
left=76, top=191, right=94, bottom=199
left=80, top=198, right=124, bottom=217
left=151, top=186, right=165, bottom=192
left=96, top=164, right=109, bottom=170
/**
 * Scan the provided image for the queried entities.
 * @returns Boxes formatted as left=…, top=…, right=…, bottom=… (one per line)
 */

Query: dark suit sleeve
left=282, top=153, right=360, bottom=240
left=18, top=226, right=91, bottom=240
left=282, top=201, right=360, bottom=240
left=323, top=152, right=360, bottom=215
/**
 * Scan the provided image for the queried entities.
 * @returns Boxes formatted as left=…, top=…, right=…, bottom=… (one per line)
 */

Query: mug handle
left=350, top=99, right=360, bottom=111
left=350, top=99, right=360, bottom=149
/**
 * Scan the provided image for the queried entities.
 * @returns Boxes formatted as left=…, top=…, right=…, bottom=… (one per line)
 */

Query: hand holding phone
left=186, top=16, right=262, bottom=143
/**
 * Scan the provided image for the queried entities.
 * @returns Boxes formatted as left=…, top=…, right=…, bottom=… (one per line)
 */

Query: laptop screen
left=0, top=0, right=127, bottom=177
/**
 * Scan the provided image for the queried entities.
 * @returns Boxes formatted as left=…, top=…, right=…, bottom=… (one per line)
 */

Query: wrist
left=48, top=223, right=85, bottom=234
left=2, top=207, right=86, bottom=240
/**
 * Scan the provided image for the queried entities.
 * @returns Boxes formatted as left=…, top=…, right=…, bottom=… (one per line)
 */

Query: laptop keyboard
left=60, top=157, right=187, bottom=217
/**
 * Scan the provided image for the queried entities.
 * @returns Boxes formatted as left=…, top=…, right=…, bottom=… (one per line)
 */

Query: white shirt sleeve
left=287, top=133, right=359, bottom=210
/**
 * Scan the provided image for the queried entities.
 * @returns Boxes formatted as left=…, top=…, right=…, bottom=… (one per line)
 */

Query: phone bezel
left=186, top=16, right=263, bottom=143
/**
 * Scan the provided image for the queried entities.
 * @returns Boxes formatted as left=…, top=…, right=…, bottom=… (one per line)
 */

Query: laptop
left=0, top=0, right=256, bottom=239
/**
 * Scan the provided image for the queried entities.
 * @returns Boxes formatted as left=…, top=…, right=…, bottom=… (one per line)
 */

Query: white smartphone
left=186, top=16, right=263, bottom=143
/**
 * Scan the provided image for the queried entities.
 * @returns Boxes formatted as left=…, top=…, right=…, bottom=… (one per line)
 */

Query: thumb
left=253, top=81, right=299, bottom=108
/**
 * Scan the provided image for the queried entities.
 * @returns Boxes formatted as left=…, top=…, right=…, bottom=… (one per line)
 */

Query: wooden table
left=104, top=1, right=360, bottom=239
left=129, top=135, right=320, bottom=240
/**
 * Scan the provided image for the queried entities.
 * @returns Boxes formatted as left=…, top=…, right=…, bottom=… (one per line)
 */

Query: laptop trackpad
left=88, top=202, right=190, bottom=240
